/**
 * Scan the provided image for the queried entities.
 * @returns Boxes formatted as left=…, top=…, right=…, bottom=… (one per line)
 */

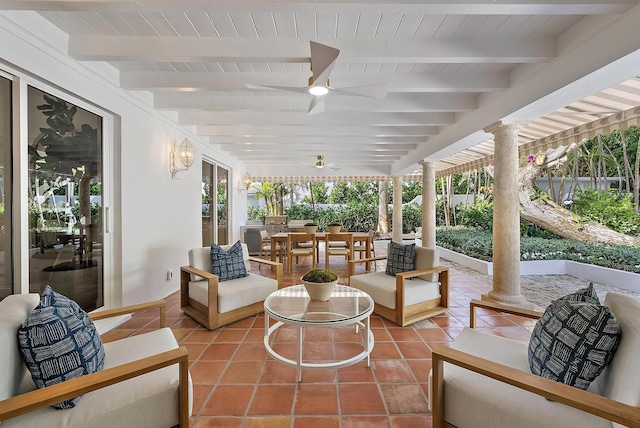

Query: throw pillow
left=210, top=240, right=249, bottom=282
left=555, top=282, right=600, bottom=305
left=385, top=241, right=416, bottom=276
left=528, top=295, right=621, bottom=390
left=18, top=285, right=105, bottom=409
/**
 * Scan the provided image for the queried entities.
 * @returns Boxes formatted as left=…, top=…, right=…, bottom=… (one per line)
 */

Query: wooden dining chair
left=324, top=233, right=354, bottom=269
left=353, top=230, right=377, bottom=270
left=287, top=233, right=317, bottom=274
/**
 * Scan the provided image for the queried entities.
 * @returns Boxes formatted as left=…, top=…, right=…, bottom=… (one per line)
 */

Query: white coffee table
left=263, top=284, right=375, bottom=382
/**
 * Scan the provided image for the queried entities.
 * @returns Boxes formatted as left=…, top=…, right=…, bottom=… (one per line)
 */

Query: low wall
left=435, top=245, right=640, bottom=293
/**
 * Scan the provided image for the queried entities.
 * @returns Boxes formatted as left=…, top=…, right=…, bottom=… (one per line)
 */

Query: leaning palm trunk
left=519, top=144, right=640, bottom=246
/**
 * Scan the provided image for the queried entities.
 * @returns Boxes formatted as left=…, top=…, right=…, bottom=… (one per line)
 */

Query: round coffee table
left=263, top=284, right=375, bottom=382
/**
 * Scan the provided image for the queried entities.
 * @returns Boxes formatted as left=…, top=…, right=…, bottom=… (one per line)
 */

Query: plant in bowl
left=303, top=222, right=318, bottom=234
left=301, top=268, right=339, bottom=301
left=326, top=222, right=342, bottom=234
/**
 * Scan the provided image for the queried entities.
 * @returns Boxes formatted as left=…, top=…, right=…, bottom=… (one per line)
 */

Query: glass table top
left=264, top=284, right=373, bottom=324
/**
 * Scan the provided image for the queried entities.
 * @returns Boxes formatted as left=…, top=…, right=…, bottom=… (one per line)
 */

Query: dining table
left=269, top=231, right=372, bottom=266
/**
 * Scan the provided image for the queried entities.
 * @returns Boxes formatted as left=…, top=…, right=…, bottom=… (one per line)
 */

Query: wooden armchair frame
left=431, top=299, right=640, bottom=428
left=180, top=257, right=283, bottom=330
left=0, top=300, right=190, bottom=427
left=349, top=256, right=449, bottom=326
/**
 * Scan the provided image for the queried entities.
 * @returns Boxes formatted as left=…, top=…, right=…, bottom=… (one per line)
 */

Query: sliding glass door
left=201, top=161, right=229, bottom=246
left=0, top=77, right=12, bottom=300
left=27, top=86, right=104, bottom=311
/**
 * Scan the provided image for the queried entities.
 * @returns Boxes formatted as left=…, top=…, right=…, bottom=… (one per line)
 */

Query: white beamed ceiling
left=8, top=0, right=640, bottom=178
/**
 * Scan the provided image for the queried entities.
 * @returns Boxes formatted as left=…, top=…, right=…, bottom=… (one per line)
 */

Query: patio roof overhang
left=253, top=76, right=640, bottom=183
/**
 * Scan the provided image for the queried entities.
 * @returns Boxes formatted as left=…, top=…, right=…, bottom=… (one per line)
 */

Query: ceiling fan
left=246, top=41, right=391, bottom=115
left=314, top=155, right=339, bottom=171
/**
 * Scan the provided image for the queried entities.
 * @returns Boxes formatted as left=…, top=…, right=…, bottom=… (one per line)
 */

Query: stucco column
left=482, top=121, right=532, bottom=307
left=392, top=176, right=403, bottom=243
left=419, top=160, right=436, bottom=249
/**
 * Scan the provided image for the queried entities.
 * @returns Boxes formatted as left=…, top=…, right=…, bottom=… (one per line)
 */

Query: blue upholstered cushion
left=385, top=241, right=416, bottom=276
left=528, top=287, right=621, bottom=390
left=18, top=285, right=105, bottom=409
left=210, top=240, right=249, bottom=282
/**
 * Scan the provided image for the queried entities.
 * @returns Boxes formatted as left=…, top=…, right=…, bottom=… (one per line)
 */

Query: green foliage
left=302, top=268, right=338, bottom=283
left=302, top=182, right=329, bottom=204
left=398, top=202, right=422, bottom=233
left=247, top=206, right=266, bottom=221
left=455, top=201, right=494, bottom=230
left=402, top=181, right=422, bottom=203
left=571, top=189, right=640, bottom=236
left=436, top=226, right=640, bottom=273
left=283, top=203, right=316, bottom=221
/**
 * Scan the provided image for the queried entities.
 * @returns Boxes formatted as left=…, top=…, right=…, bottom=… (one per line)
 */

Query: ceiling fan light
left=309, top=85, right=329, bottom=96
left=315, top=160, right=324, bottom=168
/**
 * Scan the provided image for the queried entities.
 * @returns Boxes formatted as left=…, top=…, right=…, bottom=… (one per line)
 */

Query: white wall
left=0, top=11, right=246, bottom=306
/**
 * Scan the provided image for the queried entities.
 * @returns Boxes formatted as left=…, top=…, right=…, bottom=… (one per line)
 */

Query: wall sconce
left=242, top=173, right=251, bottom=191
left=170, top=138, right=194, bottom=179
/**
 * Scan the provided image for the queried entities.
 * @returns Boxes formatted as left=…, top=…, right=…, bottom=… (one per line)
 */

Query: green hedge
left=436, top=226, right=640, bottom=273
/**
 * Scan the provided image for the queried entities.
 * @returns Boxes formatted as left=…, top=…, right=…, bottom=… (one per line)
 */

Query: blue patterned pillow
left=18, top=285, right=105, bottom=409
left=385, top=241, right=416, bottom=276
left=528, top=294, right=621, bottom=390
left=210, top=240, right=249, bottom=282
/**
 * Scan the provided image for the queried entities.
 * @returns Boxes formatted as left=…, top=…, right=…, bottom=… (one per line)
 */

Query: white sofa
left=0, top=294, right=192, bottom=427
left=430, top=293, right=640, bottom=428
left=181, top=242, right=282, bottom=330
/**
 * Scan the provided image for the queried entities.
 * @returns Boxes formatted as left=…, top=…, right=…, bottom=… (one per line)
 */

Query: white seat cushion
left=189, top=273, right=278, bottom=313
left=433, top=327, right=610, bottom=428
left=3, top=328, right=193, bottom=428
left=350, top=272, right=440, bottom=309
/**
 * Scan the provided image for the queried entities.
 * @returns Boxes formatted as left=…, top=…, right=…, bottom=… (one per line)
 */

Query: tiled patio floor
left=101, top=242, right=538, bottom=428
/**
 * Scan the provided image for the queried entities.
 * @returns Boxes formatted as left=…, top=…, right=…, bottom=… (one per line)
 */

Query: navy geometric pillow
left=210, top=240, right=248, bottom=282
left=18, top=285, right=105, bottom=409
left=528, top=297, right=621, bottom=390
left=385, top=241, right=416, bottom=276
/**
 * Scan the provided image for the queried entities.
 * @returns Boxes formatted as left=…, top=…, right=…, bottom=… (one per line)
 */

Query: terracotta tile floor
left=102, top=242, right=537, bottom=427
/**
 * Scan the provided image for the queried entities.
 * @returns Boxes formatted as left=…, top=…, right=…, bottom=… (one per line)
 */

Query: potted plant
left=326, top=222, right=342, bottom=234
left=301, top=268, right=339, bottom=301
left=303, top=222, right=318, bottom=234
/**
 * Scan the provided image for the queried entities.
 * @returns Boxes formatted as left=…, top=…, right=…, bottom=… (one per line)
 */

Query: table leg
left=297, top=325, right=303, bottom=382
left=365, top=315, right=371, bottom=367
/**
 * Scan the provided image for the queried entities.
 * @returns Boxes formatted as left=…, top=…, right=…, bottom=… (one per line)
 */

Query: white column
left=392, top=176, right=403, bottom=243
left=419, top=160, right=436, bottom=249
left=482, top=121, right=531, bottom=307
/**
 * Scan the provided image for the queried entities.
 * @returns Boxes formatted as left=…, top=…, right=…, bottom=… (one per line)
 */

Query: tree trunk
left=635, top=139, right=640, bottom=212
left=441, top=178, right=450, bottom=226
left=378, top=181, right=389, bottom=233
left=520, top=144, right=640, bottom=246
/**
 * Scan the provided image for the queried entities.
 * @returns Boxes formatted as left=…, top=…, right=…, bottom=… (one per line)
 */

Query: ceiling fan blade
left=325, top=162, right=340, bottom=171
left=307, top=96, right=325, bottom=115
left=245, top=83, right=309, bottom=94
left=310, top=41, right=340, bottom=87
left=330, top=83, right=392, bottom=99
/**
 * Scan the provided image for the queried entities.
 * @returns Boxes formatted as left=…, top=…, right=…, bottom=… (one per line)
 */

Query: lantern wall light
left=170, top=138, right=194, bottom=179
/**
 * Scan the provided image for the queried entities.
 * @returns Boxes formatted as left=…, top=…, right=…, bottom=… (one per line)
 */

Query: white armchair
left=181, top=242, right=283, bottom=330
left=0, top=295, right=192, bottom=427
left=430, top=294, right=640, bottom=428
left=349, top=245, right=449, bottom=326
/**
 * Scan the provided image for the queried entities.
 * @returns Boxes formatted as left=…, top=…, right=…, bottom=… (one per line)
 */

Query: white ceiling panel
left=11, top=0, right=638, bottom=179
